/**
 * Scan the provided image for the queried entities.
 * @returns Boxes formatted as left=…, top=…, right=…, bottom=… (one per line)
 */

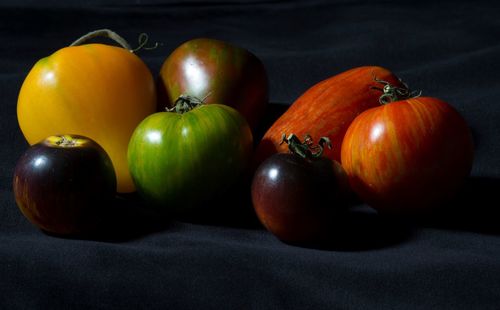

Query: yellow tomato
left=17, top=43, right=156, bottom=193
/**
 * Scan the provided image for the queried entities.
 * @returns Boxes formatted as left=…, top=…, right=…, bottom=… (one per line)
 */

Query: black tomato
left=13, top=134, right=116, bottom=236
left=251, top=134, right=350, bottom=244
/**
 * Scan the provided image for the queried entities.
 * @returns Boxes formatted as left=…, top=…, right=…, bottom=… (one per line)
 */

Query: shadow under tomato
left=283, top=205, right=415, bottom=251
left=415, top=176, right=500, bottom=234
left=84, top=193, right=173, bottom=242
left=173, top=175, right=262, bottom=229
left=294, top=176, right=500, bottom=250
left=41, top=194, right=172, bottom=242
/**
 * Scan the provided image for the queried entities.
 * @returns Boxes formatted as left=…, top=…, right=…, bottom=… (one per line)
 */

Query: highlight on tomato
left=341, top=77, right=474, bottom=215
left=17, top=29, right=157, bottom=193
left=128, top=95, right=253, bottom=215
left=157, top=38, right=269, bottom=131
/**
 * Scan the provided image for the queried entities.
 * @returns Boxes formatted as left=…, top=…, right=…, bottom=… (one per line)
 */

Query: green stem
left=371, top=74, right=422, bottom=104
left=70, top=29, right=132, bottom=50
left=280, top=134, right=331, bottom=159
left=55, top=135, right=77, bottom=147
left=167, top=95, right=205, bottom=114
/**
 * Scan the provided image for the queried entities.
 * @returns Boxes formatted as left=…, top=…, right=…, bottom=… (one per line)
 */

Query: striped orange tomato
left=341, top=97, right=474, bottom=215
left=254, top=66, right=404, bottom=167
left=17, top=32, right=156, bottom=193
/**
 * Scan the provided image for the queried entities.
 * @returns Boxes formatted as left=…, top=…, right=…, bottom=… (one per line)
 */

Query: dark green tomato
left=13, top=135, right=116, bottom=236
left=158, top=38, right=269, bottom=130
left=128, top=104, right=253, bottom=214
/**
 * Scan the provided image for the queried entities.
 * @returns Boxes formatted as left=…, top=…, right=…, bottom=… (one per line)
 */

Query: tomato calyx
left=371, top=74, right=422, bottom=104
left=280, top=133, right=332, bottom=159
left=167, top=94, right=210, bottom=114
left=45, top=135, right=87, bottom=148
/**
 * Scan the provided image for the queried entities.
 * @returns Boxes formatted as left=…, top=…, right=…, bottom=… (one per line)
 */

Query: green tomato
left=128, top=101, right=253, bottom=214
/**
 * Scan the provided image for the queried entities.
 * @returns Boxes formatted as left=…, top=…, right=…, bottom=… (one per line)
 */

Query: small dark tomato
left=251, top=135, right=351, bottom=244
left=13, top=134, right=116, bottom=236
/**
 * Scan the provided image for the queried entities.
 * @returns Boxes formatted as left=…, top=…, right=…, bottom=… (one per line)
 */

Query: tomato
left=251, top=134, right=350, bottom=244
left=157, top=38, right=268, bottom=130
left=254, top=66, right=404, bottom=166
left=128, top=96, right=253, bottom=214
left=13, top=134, right=116, bottom=235
left=341, top=96, right=474, bottom=215
left=17, top=30, right=157, bottom=193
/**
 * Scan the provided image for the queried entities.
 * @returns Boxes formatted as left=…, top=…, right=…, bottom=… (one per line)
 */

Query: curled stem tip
left=131, top=33, right=161, bottom=52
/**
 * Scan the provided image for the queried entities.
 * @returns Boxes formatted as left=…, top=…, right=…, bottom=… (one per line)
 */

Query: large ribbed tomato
left=341, top=96, right=474, bottom=215
left=157, top=38, right=268, bottom=130
left=17, top=30, right=156, bottom=193
left=128, top=97, right=253, bottom=214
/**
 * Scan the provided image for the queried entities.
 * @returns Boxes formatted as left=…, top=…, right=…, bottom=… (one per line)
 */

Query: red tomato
left=254, top=66, right=404, bottom=166
left=341, top=97, right=474, bottom=215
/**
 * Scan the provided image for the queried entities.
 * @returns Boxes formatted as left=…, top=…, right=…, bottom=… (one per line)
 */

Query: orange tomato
left=254, top=66, right=404, bottom=167
left=17, top=43, right=156, bottom=193
left=341, top=97, right=474, bottom=214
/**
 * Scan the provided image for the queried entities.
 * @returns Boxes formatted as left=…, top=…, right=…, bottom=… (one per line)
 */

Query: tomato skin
left=341, top=97, right=474, bottom=214
left=128, top=104, right=253, bottom=213
left=17, top=43, right=157, bottom=193
left=251, top=153, right=350, bottom=244
left=254, top=66, right=404, bottom=166
left=157, top=38, right=269, bottom=130
left=13, top=135, right=116, bottom=235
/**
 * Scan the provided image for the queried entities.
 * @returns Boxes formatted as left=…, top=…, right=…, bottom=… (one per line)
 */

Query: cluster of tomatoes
left=13, top=29, right=474, bottom=243
left=253, top=67, right=474, bottom=243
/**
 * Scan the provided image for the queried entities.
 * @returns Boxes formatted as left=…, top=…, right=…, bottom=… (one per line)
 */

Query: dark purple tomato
left=13, top=134, right=116, bottom=236
left=251, top=148, right=350, bottom=244
left=157, top=38, right=269, bottom=130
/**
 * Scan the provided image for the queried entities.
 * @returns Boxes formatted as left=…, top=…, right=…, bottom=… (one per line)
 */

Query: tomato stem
left=70, top=29, right=132, bottom=50
left=167, top=94, right=210, bottom=114
left=168, top=95, right=202, bottom=114
left=54, top=135, right=77, bottom=147
left=371, top=74, right=422, bottom=104
left=70, top=29, right=159, bottom=53
left=280, top=134, right=331, bottom=159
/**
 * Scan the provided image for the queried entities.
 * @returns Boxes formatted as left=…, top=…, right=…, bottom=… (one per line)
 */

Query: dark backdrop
left=1, top=1, right=500, bottom=309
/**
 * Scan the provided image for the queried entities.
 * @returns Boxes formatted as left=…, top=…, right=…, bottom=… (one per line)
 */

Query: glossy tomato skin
left=341, top=97, right=474, bottom=215
left=254, top=66, right=404, bottom=166
left=128, top=104, right=253, bottom=214
left=251, top=153, right=350, bottom=244
left=17, top=44, right=157, bottom=193
left=158, top=38, right=269, bottom=130
left=13, top=135, right=116, bottom=235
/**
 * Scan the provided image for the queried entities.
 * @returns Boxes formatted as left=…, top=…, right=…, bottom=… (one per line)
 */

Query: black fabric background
left=1, top=1, right=500, bottom=309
